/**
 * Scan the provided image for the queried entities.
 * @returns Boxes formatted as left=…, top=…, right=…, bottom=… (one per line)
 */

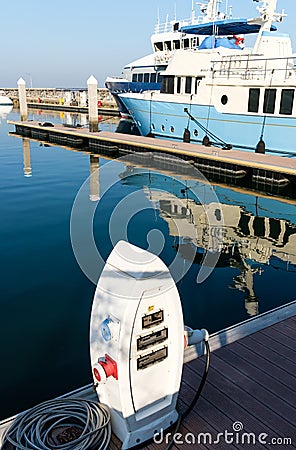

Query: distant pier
left=1, top=87, right=119, bottom=115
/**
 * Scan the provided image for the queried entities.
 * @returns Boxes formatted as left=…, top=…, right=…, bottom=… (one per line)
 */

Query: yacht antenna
left=155, top=7, right=160, bottom=33
left=204, top=0, right=218, bottom=22
left=191, top=0, right=196, bottom=22
left=229, top=5, right=232, bottom=19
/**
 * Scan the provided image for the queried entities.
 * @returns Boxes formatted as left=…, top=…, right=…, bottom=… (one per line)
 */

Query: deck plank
left=270, top=319, right=296, bottom=337
left=278, top=319, right=295, bottom=332
left=286, top=316, right=296, bottom=324
left=260, top=327, right=296, bottom=350
left=247, top=328, right=296, bottom=362
left=240, top=334, right=296, bottom=379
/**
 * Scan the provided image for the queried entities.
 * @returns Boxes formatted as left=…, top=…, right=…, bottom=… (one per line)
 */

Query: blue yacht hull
left=119, top=96, right=296, bottom=155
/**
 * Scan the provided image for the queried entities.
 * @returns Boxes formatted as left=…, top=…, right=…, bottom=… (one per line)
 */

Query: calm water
left=1, top=108, right=296, bottom=420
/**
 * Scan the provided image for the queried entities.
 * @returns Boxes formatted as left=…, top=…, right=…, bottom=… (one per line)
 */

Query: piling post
left=87, top=75, right=98, bottom=132
left=17, top=77, right=28, bottom=121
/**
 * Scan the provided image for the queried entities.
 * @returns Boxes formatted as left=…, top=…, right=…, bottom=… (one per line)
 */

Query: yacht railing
left=211, top=55, right=296, bottom=82
left=154, top=15, right=205, bottom=34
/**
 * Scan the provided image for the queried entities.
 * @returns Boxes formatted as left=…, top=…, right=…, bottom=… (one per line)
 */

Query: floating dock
left=8, top=120, right=296, bottom=198
left=1, top=301, right=295, bottom=449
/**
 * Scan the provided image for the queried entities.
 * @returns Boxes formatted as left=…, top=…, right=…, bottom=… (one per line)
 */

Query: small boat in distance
left=0, top=93, right=13, bottom=106
left=106, top=0, right=234, bottom=117
left=0, top=105, right=13, bottom=120
left=118, top=0, right=296, bottom=156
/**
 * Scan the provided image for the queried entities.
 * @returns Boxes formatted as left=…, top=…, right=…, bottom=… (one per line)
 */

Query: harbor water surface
left=1, top=108, right=296, bottom=420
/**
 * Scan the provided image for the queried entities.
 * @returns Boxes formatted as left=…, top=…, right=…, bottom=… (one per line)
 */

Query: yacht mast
left=253, top=0, right=278, bottom=53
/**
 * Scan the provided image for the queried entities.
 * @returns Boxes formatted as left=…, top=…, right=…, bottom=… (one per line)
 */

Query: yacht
left=106, top=0, right=233, bottom=116
left=118, top=0, right=295, bottom=155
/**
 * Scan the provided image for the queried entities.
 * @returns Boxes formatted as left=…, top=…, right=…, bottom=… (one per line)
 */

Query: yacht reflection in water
left=122, top=168, right=296, bottom=317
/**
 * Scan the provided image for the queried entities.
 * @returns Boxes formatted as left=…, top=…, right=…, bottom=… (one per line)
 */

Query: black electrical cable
left=1, top=398, right=111, bottom=450
left=165, top=339, right=211, bottom=450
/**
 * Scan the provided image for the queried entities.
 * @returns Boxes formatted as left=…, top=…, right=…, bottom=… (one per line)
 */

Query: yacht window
left=165, top=41, right=172, bottom=51
left=160, top=76, right=174, bottom=94
left=174, top=40, right=180, bottom=50
left=173, top=22, right=179, bottom=31
left=132, top=74, right=137, bottom=82
left=176, top=77, right=181, bottom=94
left=280, top=89, right=294, bottom=115
left=221, top=95, right=228, bottom=105
left=150, top=73, right=156, bottom=83
left=182, top=38, right=189, bottom=49
left=185, top=77, right=192, bottom=94
left=157, top=73, right=163, bottom=83
left=137, top=73, right=143, bottom=82
left=263, top=89, right=276, bottom=114
left=144, top=73, right=149, bottom=83
left=195, top=77, right=202, bottom=94
left=190, top=38, right=195, bottom=48
left=248, top=88, right=260, bottom=113
left=192, top=37, right=199, bottom=47
left=154, top=42, right=163, bottom=52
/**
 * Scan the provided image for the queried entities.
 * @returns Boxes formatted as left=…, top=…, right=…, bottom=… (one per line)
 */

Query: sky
left=0, top=0, right=292, bottom=88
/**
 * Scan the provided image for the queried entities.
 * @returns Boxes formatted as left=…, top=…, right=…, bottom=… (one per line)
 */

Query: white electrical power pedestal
left=90, top=241, right=185, bottom=449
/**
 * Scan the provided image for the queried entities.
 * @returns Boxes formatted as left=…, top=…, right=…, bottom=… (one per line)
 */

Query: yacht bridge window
left=165, top=41, right=172, bottom=51
left=154, top=42, right=164, bottom=52
left=157, top=73, right=163, bottom=83
left=173, top=40, right=181, bottom=50
left=182, top=38, right=190, bottom=49
left=150, top=73, right=156, bottom=83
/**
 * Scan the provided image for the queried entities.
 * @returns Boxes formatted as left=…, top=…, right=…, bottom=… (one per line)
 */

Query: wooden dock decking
left=1, top=303, right=295, bottom=449
left=7, top=120, right=296, bottom=174
left=7, top=120, right=296, bottom=199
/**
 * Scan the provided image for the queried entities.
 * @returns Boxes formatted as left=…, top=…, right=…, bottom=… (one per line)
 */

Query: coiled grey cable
left=1, top=398, right=111, bottom=450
